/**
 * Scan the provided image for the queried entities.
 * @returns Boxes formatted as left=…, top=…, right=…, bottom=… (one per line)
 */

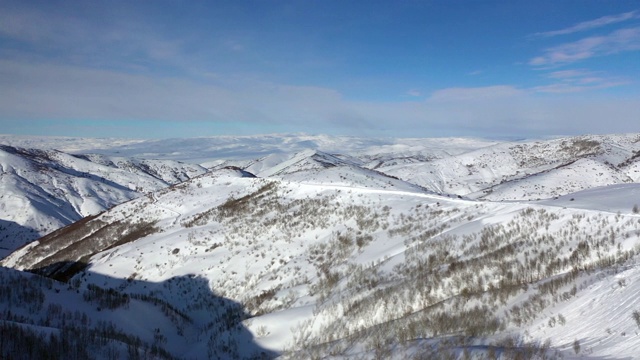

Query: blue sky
left=1, top=1, right=639, bottom=139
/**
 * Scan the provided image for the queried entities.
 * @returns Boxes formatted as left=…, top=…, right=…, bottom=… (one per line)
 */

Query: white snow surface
left=0, top=144, right=206, bottom=258
left=2, top=132, right=640, bottom=359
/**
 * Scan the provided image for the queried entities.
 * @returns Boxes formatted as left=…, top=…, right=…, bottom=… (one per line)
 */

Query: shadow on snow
left=1, top=260, right=279, bottom=359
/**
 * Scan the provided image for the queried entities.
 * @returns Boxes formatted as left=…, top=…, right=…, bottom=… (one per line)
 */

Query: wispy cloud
left=0, top=60, right=354, bottom=129
left=534, top=10, right=639, bottom=37
left=530, top=27, right=640, bottom=66
left=1, top=2, right=639, bottom=139
left=428, top=86, right=523, bottom=102
left=0, top=3, right=207, bottom=75
left=1, top=61, right=639, bottom=138
left=546, top=69, right=593, bottom=79
left=532, top=69, right=629, bottom=93
left=532, top=81, right=628, bottom=94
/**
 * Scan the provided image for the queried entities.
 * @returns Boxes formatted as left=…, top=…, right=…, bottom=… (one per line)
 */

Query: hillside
left=0, top=144, right=206, bottom=258
left=379, top=134, right=640, bottom=200
left=2, top=133, right=640, bottom=359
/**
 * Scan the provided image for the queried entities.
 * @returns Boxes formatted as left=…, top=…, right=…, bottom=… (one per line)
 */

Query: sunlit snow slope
left=0, top=144, right=205, bottom=258
left=2, top=133, right=640, bottom=359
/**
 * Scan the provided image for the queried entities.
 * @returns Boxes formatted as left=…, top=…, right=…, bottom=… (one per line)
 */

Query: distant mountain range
left=2, top=133, right=640, bottom=359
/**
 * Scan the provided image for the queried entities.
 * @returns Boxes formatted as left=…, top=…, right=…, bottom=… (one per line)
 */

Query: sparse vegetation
left=3, top=133, right=640, bottom=359
left=632, top=310, right=640, bottom=329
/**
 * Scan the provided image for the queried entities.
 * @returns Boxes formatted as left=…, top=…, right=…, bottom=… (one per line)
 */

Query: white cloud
left=534, top=10, right=639, bottom=37
left=0, top=60, right=357, bottom=128
left=534, top=69, right=629, bottom=93
left=428, top=86, right=523, bottom=102
left=546, top=69, right=593, bottom=79
left=0, top=3, right=205, bottom=75
left=531, top=81, right=627, bottom=94
left=359, top=85, right=640, bottom=137
left=530, top=27, right=640, bottom=66
left=1, top=60, right=639, bottom=138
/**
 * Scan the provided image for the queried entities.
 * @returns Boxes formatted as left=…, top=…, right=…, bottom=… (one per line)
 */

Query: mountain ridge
left=2, top=133, right=640, bottom=359
left=0, top=144, right=206, bottom=258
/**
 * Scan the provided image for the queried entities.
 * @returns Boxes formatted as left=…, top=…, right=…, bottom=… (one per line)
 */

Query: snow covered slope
left=0, top=264, right=274, bottom=359
left=0, top=144, right=206, bottom=258
left=3, top=132, right=640, bottom=359
left=4, top=133, right=637, bottom=199
left=3, top=158, right=640, bottom=359
left=0, top=133, right=497, bottom=164
left=380, top=134, right=640, bottom=200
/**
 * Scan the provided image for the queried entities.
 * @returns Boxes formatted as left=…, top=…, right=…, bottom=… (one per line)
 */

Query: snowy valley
left=2, top=133, right=640, bottom=359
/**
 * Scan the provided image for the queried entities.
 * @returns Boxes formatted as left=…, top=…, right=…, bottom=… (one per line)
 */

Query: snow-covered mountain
left=2, top=133, right=640, bottom=359
left=0, top=134, right=497, bottom=164
left=379, top=134, right=640, bottom=200
left=0, top=144, right=206, bottom=258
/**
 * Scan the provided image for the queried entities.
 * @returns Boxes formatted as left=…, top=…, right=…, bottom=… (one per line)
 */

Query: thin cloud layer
left=534, top=10, right=639, bottom=37
left=2, top=60, right=639, bottom=138
left=1, top=1, right=639, bottom=139
left=428, top=86, right=524, bottom=102
left=533, top=69, right=628, bottom=93
left=530, top=27, right=640, bottom=66
left=528, top=11, right=638, bottom=96
left=0, top=60, right=359, bottom=130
